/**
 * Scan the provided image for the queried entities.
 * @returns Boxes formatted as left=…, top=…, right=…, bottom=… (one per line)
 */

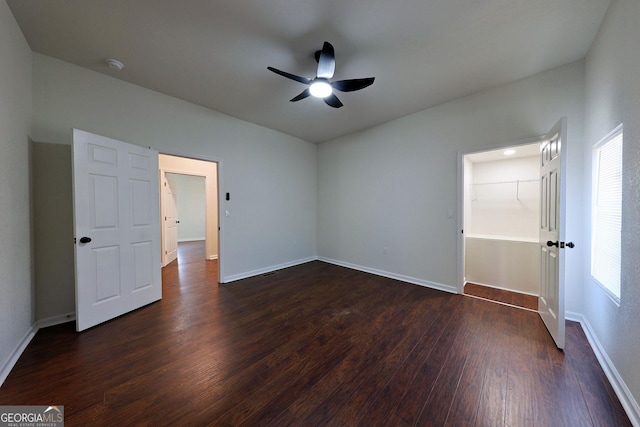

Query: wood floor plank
left=465, top=282, right=538, bottom=311
left=326, top=292, right=451, bottom=427
left=285, top=288, right=448, bottom=427
left=220, top=277, right=409, bottom=426
left=260, top=281, right=426, bottom=426
left=413, top=298, right=488, bottom=426
left=383, top=298, right=469, bottom=426
left=564, top=322, right=633, bottom=427
left=444, top=300, right=506, bottom=427
left=352, top=294, right=460, bottom=427
left=475, top=346, right=509, bottom=426
left=0, top=242, right=632, bottom=426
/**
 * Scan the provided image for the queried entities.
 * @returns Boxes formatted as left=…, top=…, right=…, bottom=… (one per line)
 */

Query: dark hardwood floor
left=464, top=282, right=539, bottom=311
left=0, top=242, right=631, bottom=426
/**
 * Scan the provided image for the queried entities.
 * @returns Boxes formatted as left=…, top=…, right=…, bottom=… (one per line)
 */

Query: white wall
left=318, top=60, right=585, bottom=305
left=31, top=142, right=75, bottom=323
left=584, top=0, right=640, bottom=418
left=465, top=238, right=539, bottom=295
left=468, top=155, right=540, bottom=240
left=0, top=0, right=33, bottom=382
left=170, top=174, right=206, bottom=242
left=31, top=53, right=317, bottom=287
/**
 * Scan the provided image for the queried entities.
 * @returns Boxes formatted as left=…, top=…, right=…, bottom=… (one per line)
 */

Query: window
left=591, top=125, right=623, bottom=302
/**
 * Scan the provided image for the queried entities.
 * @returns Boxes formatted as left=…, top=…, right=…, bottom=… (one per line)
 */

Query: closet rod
left=470, top=179, right=540, bottom=201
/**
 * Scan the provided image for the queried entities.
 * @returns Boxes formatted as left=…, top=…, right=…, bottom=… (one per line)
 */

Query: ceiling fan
left=268, top=41, right=375, bottom=108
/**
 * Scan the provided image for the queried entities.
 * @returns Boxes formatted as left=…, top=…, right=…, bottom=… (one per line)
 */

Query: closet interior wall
left=464, top=152, right=540, bottom=296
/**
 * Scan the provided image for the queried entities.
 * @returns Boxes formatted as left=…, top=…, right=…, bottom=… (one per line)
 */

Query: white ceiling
left=7, top=0, right=610, bottom=143
left=466, top=143, right=541, bottom=163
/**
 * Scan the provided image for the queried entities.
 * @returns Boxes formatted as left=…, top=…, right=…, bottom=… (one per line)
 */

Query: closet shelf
left=471, top=179, right=539, bottom=186
left=470, top=179, right=539, bottom=200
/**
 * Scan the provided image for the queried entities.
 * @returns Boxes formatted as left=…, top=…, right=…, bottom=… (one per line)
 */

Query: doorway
left=165, top=173, right=207, bottom=263
left=459, top=141, right=541, bottom=309
left=159, top=153, right=220, bottom=282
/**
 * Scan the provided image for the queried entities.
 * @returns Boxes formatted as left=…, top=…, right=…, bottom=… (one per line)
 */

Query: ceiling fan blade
left=332, top=77, right=375, bottom=92
left=316, top=41, right=335, bottom=79
left=267, top=67, right=312, bottom=85
left=290, top=89, right=311, bottom=102
left=324, top=93, right=343, bottom=108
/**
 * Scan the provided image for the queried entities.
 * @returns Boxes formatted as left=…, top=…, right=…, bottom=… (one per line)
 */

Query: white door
left=538, top=118, right=567, bottom=349
left=72, top=129, right=161, bottom=332
left=162, top=172, right=178, bottom=266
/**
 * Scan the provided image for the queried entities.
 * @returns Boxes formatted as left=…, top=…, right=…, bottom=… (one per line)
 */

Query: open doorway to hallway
left=164, top=173, right=206, bottom=262
left=159, top=153, right=220, bottom=283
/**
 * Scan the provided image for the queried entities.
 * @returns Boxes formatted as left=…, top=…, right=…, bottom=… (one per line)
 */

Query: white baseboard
left=318, top=257, right=458, bottom=294
left=37, top=312, right=76, bottom=329
left=572, top=313, right=640, bottom=426
left=222, top=255, right=457, bottom=293
left=206, top=255, right=218, bottom=260
left=565, top=310, right=582, bottom=323
left=222, top=256, right=318, bottom=283
left=1, top=313, right=76, bottom=387
left=464, top=281, right=538, bottom=297
left=177, top=238, right=205, bottom=243
left=0, top=323, right=38, bottom=387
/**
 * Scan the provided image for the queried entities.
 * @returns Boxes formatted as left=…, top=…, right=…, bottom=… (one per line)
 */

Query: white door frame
left=456, top=136, right=543, bottom=294
left=160, top=170, right=209, bottom=263
left=159, top=150, right=224, bottom=283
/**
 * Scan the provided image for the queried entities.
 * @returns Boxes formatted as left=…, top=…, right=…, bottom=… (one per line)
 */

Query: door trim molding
left=157, top=150, right=224, bottom=283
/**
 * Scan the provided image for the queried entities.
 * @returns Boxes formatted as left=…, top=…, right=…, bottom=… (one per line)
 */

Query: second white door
left=162, top=172, right=178, bottom=266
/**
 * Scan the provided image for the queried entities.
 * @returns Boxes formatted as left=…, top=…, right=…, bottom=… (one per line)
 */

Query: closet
left=463, top=144, right=540, bottom=298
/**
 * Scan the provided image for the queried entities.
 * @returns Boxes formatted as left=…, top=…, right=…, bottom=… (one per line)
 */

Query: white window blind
left=591, top=127, right=623, bottom=301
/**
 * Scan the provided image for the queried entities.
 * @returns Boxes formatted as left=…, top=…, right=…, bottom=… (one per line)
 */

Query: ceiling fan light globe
left=309, top=81, right=332, bottom=98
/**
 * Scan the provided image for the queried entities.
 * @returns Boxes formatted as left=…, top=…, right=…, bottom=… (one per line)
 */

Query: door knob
left=564, top=242, right=575, bottom=248
left=79, top=236, right=92, bottom=244
left=546, top=240, right=559, bottom=247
